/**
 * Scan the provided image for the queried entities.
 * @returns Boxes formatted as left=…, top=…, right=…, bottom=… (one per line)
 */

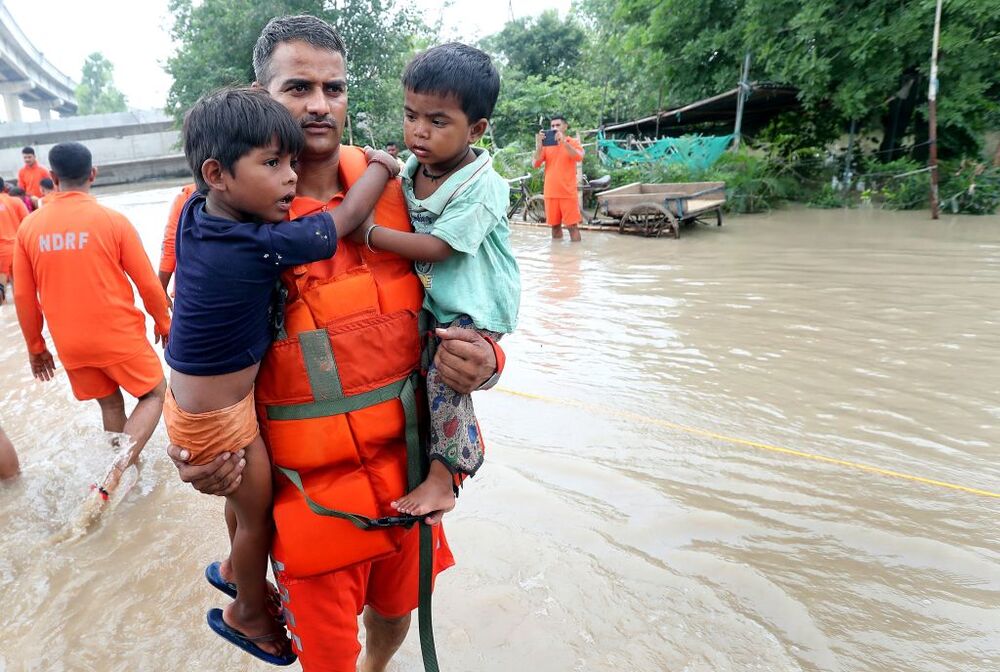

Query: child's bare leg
left=223, top=435, right=287, bottom=655
left=219, top=501, right=237, bottom=579
left=392, top=459, right=456, bottom=517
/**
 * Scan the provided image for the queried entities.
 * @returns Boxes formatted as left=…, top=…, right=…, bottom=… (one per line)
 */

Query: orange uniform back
left=13, top=191, right=170, bottom=368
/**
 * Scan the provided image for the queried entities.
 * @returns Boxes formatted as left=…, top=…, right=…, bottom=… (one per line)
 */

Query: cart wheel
left=526, top=196, right=546, bottom=223
left=619, top=204, right=676, bottom=238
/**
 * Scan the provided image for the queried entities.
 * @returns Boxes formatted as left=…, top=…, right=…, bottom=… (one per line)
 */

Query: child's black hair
left=40, top=178, right=54, bottom=190
left=49, top=142, right=93, bottom=185
left=401, top=43, right=500, bottom=122
left=182, top=87, right=304, bottom=193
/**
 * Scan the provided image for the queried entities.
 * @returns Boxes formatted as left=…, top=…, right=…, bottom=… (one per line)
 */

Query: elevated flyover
left=0, top=0, right=77, bottom=121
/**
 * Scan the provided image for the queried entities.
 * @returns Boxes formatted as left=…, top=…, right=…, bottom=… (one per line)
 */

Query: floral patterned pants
left=427, top=315, right=500, bottom=476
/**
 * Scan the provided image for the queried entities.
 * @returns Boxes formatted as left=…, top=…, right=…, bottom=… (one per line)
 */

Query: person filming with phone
left=533, top=114, right=585, bottom=241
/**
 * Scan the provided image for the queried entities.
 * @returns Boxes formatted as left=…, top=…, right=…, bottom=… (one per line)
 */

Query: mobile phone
left=542, top=129, right=558, bottom=146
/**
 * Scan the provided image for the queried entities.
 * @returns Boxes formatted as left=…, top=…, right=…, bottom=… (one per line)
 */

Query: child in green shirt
left=362, top=43, right=520, bottom=517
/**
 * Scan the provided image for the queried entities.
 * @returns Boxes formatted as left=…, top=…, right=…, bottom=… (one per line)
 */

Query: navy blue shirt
left=165, top=194, right=337, bottom=375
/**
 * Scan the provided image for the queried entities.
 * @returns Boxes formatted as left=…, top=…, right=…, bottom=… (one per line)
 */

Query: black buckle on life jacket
left=366, top=514, right=422, bottom=529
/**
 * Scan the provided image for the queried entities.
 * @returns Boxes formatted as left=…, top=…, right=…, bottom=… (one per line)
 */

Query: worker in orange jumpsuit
left=533, top=115, right=585, bottom=241
left=13, top=142, right=171, bottom=497
left=18, top=146, right=51, bottom=200
left=0, top=176, right=29, bottom=304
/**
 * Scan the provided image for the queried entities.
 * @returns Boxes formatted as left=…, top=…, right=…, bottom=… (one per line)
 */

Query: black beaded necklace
left=421, top=148, right=472, bottom=182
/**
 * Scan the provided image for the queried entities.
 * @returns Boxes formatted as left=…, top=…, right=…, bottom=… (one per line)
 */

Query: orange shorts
left=544, top=197, right=582, bottom=227
left=274, top=523, right=454, bottom=671
left=65, top=346, right=164, bottom=401
left=162, top=387, right=259, bottom=466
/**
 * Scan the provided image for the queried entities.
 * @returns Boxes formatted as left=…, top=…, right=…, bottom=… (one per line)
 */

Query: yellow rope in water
left=496, top=387, right=1000, bottom=500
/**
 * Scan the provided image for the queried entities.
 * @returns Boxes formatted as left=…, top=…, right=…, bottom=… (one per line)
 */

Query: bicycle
left=506, top=175, right=545, bottom=222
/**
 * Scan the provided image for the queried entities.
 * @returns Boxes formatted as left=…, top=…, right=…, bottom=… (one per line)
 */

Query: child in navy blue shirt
left=162, top=87, right=399, bottom=664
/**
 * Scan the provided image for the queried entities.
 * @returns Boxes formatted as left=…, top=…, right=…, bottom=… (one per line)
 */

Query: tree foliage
left=75, top=53, right=127, bottom=115
left=490, top=73, right=604, bottom=147
left=591, top=0, right=1000, bottom=157
left=164, top=0, right=426, bottom=144
left=481, top=11, right=586, bottom=78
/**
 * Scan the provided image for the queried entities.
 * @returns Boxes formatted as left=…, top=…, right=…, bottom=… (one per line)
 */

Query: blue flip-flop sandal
left=207, top=608, right=297, bottom=666
left=205, top=561, right=285, bottom=622
left=204, top=561, right=237, bottom=599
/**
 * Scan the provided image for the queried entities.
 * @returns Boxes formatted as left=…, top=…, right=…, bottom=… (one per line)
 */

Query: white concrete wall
left=0, top=130, right=181, bottom=177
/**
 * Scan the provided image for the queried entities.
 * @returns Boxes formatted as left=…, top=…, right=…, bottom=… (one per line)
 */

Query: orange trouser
left=273, top=522, right=454, bottom=671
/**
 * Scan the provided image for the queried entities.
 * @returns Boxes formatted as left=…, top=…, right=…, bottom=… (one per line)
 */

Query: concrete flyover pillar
left=2, top=93, right=21, bottom=122
left=0, top=81, right=33, bottom=123
left=27, top=99, right=59, bottom=121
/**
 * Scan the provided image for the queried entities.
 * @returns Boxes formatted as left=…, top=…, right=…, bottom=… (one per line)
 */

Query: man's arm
left=167, top=444, right=246, bottom=496
left=434, top=327, right=501, bottom=393
left=119, top=219, right=171, bottom=342
left=532, top=131, right=546, bottom=168
left=12, top=236, right=56, bottom=380
left=557, top=132, right=584, bottom=161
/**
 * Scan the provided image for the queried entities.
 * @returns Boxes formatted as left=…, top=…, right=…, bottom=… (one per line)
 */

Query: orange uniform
left=17, top=164, right=51, bottom=199
left=534, top=137, right=584, bottom=226
left=0, top=193, right=29, bottom=276
left=13, top=191, right=170, bottom=399
left=159, top=183, right=196, bottom=274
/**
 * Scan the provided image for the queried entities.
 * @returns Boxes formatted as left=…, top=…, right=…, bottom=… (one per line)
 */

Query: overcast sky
left=3, top=0, right=571, bottom=122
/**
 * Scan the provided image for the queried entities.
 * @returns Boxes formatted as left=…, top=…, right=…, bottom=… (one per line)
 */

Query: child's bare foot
left=391, top=460, right=456, bottom=516
left=222, top=601, right=291, bottom=658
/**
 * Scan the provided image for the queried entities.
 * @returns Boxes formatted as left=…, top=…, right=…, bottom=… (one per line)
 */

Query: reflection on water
left=1, top=188, right=997, bottom=671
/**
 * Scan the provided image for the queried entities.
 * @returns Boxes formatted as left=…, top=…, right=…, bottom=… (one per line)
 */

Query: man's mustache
left=301, top=116, right=338, bottom=129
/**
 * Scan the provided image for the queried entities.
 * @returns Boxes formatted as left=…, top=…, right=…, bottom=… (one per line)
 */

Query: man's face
left=386, top=144, right=398, bottom=157
left=261, top=41, right=348, bottom=161
left=550, top=119, right=568, bottom=135
left=22, top=153, right=36, bottom=167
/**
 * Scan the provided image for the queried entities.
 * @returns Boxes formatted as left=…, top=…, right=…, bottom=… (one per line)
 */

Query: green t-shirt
left=401, top=149, right=520, bottom=333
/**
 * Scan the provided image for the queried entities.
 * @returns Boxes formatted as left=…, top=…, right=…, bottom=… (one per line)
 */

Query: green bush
left=941, top=161, right=1000, bottom=215
left=808, top=184, right=851, bottom=208
left=859, top=157, right=927, bottom=210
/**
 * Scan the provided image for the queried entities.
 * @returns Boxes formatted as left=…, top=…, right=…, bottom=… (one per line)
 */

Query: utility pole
left=928, top=0, right=942, bottom=219
left=733, top=51, right=751, bottom=149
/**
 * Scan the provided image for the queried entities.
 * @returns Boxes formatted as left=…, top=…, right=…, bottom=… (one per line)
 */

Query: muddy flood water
left=0, top=185, right=997, bottom=672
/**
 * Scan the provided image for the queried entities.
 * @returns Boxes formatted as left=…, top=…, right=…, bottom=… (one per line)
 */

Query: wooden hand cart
left=596, top=181, right=727, bottom=238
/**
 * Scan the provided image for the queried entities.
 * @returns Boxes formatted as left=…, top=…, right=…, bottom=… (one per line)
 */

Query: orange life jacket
left=255, top=145, right=424, bottom=578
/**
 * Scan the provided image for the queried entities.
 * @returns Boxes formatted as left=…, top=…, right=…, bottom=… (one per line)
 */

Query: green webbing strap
left=274, top=465, right=374, bottom=530
left=401, top=371, right=440, bottom=672
left=298, top=330, right=344, bottom=400
left=265, top=379, right=406, bottom=420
